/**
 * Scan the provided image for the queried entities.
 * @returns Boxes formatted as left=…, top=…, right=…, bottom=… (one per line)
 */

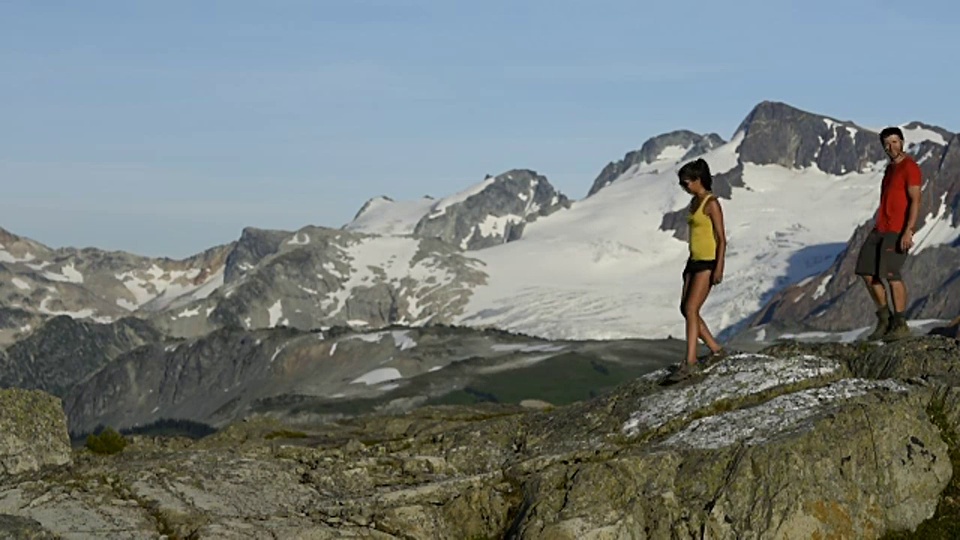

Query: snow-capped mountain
left=157, top=226, right=487, bottom=337
left=1, top=101, right=957, bottom=344
left=345, top=169, right=570, bottom=250
left=0, top=227, right=229, bottom=344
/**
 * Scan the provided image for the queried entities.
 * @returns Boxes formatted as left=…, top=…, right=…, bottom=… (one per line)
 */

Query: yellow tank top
left=687, top=194, right=717, bottom=261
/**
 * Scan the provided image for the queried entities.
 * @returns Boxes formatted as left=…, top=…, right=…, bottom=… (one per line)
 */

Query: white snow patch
left=268, top=299, right=284, bottom=327
left=391, top=330, right=417, bottom=351
left=344, top=196, right=436, bottom=236
left=914, top=193, right=960, bottom=254
left=43, top=262, right=84, bottom=284
left=37, top=296, right=96, bottom=319
left=780, top=328, right=866, bottom=343
left=116, top=298, right=138, bottom=311
left=350, top=332, right=386, bottom=344
left=469, top=214, right=522, bottom=247
left=11, top=278, right=30, bottom=291
left=116, top=266, right=222, bottom=311
left=176, top=306, right=201, bottom=319
left=351, top=368, right=403, bottom=385
left=0, top=250, right=36, bottom=264
left=901, top=125, right=948, bottom=147
left=270, top=343, right=288, bottom=364
left=287, top=232, right=310, bottom=245
left=655, top=144, right=691, bottom=163
left=813, top=275, right=833, bottom=300
left=329, top=342, right=338, bottom=356
left=490, top=343, right=567, bottom=353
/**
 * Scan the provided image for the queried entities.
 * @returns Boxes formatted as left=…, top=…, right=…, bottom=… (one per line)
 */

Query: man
left=855, top=126, right=922, bottom=341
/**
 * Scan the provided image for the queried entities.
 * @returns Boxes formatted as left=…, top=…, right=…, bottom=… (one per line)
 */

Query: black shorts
left=855, top=230, right=907, bottom=280
left=683, top=259, right=716, bottom=278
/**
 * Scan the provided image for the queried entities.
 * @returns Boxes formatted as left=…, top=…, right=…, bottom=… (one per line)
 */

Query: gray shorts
left=855, top=230, right=907, bottom=281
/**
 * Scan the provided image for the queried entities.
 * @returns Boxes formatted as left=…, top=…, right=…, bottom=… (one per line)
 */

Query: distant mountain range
left=2, top=100, right=958, bottom=433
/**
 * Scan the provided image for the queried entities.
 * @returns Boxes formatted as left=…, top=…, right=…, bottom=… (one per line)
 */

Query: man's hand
left=900, top=230, right=914, bottom=252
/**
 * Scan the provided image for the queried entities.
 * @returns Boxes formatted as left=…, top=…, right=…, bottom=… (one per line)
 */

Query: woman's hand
left=712, top=265, right=724, bottom=285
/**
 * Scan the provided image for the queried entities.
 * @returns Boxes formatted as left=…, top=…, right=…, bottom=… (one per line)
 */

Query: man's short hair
left=879, top=126, right=904, bottom=142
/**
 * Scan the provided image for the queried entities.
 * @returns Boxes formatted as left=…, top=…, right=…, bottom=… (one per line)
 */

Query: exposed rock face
left=588, top=130, right=725, bottom=197
left=62, top=325, right=686, bottom=435
left=0, top=389, right=71, bottom=477
left=0, top=316, right=162, bottom=396
left=0, top=226, right=232, bottom=335
left=2, top=336, right=957, bottom=538
left=411, top=169, right=569, bottom=250
left=736, top=100, right=887, bottom=174
left=153, top=226, right=489, bottom=337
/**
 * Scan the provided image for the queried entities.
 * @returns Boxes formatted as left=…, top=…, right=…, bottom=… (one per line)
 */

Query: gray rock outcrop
left=0, top=389, right=71, bottom=477
left=2, top=337, right=958, bottom=538
left=412, top=169, right=569, bottom=250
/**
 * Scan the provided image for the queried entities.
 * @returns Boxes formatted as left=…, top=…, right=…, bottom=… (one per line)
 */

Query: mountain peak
left=734, top=101, right=885, bottom=174
left=587, top=130, right=725, bottom=197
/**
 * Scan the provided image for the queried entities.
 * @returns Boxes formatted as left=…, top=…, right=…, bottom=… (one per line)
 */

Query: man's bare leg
left=888, top=279, right=908, bottom=313
left=862, top=275, right=888, bottom=307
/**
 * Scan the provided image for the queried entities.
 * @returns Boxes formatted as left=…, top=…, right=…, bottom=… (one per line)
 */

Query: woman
left=668, top=158, right=727, bottom=381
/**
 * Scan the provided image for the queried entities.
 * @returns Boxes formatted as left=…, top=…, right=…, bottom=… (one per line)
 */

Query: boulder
left=0, top=389, right=71, bottom=477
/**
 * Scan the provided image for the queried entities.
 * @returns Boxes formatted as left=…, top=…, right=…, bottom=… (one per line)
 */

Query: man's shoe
left=882, top=315, right=911, bottom=342
left=864, top=308, right=891, bottom=341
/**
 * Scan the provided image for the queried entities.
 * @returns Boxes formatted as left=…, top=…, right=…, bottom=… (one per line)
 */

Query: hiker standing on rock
left=669, top=158, right=727, bottom=381
left=855, top=126, right=922, bottom=342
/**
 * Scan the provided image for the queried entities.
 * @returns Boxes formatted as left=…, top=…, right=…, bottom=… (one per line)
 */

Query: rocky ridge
left=2, top=336, right=960, bottom=538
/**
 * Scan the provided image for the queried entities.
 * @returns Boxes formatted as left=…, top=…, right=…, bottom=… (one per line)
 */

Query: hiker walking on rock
left=855, top=126, right=922, bottom=342
left=670, top=158, right=727, bottom=380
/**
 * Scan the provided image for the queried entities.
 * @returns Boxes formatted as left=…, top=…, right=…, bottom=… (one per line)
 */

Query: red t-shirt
left=875, top=156, right=922, bottom=233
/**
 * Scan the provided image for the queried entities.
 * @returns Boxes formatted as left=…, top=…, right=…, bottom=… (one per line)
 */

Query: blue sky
left=2, top=0, right=958, bottom=258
